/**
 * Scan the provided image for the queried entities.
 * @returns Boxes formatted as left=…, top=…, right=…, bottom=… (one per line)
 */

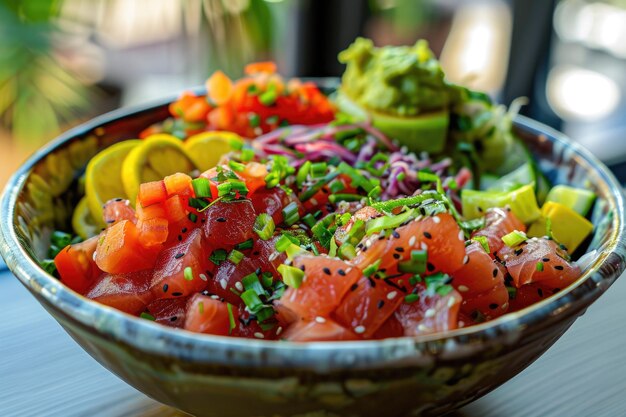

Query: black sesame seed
left=377, top=300, right=385, bottom=309
left=350, top=283, right=359, bottom=291
left=554, top=265, right=564, bottom=270
left=174, top=253, right=185, bottom=259
left=106, top=219, right=115, bottom=224
left=170, top=316, right=178, bottom=322
left=537, top=288, right=544, bottom=297
left=114, top=198, right=123, bottom=202
left=206, top=270, right=214, bottom=278
left=489, top=303, right=498, bottom=310
left=338, top=269, right=346, bottom=276
left=514, top=248, right=523, bottom=256
left=477, top=206, right=483, bottom=213
left=177, top=235, right=183, bottom=241
left=392, top=231, right=400, bottom=239
left=368, top=277, right=376, bottom=287
left=423, top=231, right=432, bottom=239
left=322, top=267, right=331, bottom=275
left=392, top=253, right=401, bottom=259
left=300, top=264, right=306, bottom=271
left=426, top=262, right=435, bottom=272
left=163, top=284, right=169, bottom=293
left=492, top=268, right=498, bottom=278
left=216, top=217, right=227, bottom=223
left=181, top=227, right=188, bottom=233
left=395, top=247, right=404, bottom=252
left=255, top=267, right=262, bottom=275
left=172, top=292, right=183, bottom=297
left=542, top=257, right=550, bottom=262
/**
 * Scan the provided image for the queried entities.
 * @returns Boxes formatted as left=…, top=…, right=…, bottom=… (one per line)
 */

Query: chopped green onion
left=275, top=234, right=293, bottom=252
left=398, top=250, right=428, bottom=274
left=296, top=161, right=311, bottom=187
left=188, top=197, right=209, bottom=211
left=188, top=212, right=198, bottom=223
left=397, top=172, right=406, bottom=182
left=371, top=192, right=445, bottom=213
left=229, top=138, right=243, bottom=150
left=254, top=213, right=275, bottom=240
left=298, top=170, right=341, bottom=202
left=278, top=264, right=305, bottom=288
left=282, top=202, right=300, bottom=226
left=337, top=162, right=374, bottom=192
left=311, top=213, right=337, bottom=248
left=191, top=178, right=212, bottom=198
left=235, top=238, right=254, bottom=250
left=436, top=285, right=453, bottom=296
left=248, top=112, right=260, bottom=128
left=404, top=294, right=420, bottom=303
left=337, top=213, right=351, bottom=226
left=183, top=266, right=194, bottom=281
left=507, top=286, right=517, bottom=299
left=255, top=306, right=275, bottom=322
left=545, top=217, right=553, bottom=239
left=418, top=170, right=443, bottom=193
left=502, top=230, right=528, bottom=247
left=363, top=259, right=381, bottom=277
left=140, top=312, right=155, bottom=321
left=242, top=273, right=266, bottom=296
left=241, top=289, right=264, bottom=312
left=261, top=272, right=274, bottom=288
left=209, top=248, right=228, bottom=265
left=227, top=303, right=236, bottom=335
left=329, top=238, right=338, bottom=257
left=536, top=261, right=544, bottom=272
left=259, top=89, right=277, bottom=106
left=329, top=179, right=346, bottom=194
left=266, top=115, right=279, bottom=125
left=302, top=213, right=316, bottom=228
left=241, top=148, right=255, bottom=162
left=228, top=249, right=245, bottom=265
left=328, top=193, right=363, bottom=204
left=310, top=162, right=327, bottom=178
left=365, top=208, right=417, bottom=235
left=338, top=242, right=357, bottom=260
left=409, top=274, right=422, bottom=285
left=472, top=236, right=490, bottom=253
left=228, top=160, right=245, bottom=172
left=39, top=259, right=57, bottom=276
left=198, top=301, right=205, bottom=314
left=367, top=185, right=382, bottom=200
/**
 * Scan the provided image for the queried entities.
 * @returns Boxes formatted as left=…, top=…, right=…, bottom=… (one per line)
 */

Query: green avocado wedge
left=335, top=91, right=449, bottom=153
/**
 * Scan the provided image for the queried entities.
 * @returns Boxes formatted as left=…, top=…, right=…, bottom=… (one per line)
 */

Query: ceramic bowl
left=1, top=94, right=625, bottom=417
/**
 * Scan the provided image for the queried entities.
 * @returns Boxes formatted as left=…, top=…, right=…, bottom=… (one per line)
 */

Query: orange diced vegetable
left=138, top=180, right=167, bottom=207
left=206, top=70, right=233, bottom=106
left=244, top=61, right=277, bottom=75
left=164, top=172, right=192, bottom=197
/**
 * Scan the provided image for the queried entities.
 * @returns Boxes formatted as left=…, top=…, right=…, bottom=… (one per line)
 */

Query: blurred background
left=2, top=0, right=626, bottom=186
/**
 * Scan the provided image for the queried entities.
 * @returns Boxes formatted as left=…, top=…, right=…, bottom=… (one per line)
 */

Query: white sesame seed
left=276, top=326, right=283, bottom=336
left=254, top=332, right=265, bottom=339
left=220, top=279, right=227, bottom=290
left=459, top=321, right=466, bottom=328
left=409, top=236, right=416, bottom=246
left=315, top=316, right=326, bottom=323
left=235, top=282, right=244, bottom=292
left=354, top=325, right=366, bottom=334
left=502, top=302, right=509, bottom=310
left=345, top=267, right=353, bottom=274
left=284, top=259, right=292, bottom=266
left=365, top=239, right=372, bottom=248
left=92, top=251, right=97, bottom=261
left=463, top=255, right=469, bottom=264
left=387, top=291, right=398, bottom=300
left=458, top=285, right=469, bottom=292
left=458, top=230, right=464, bottom=241
left=417, top=324, right=430, bottom=332
left=448, top=297, right=457, bottom=307
left=210, top=295, right=220, bottom=300
left=420, top=242, right=428, bottom=251
left=199, top=273, right=208, bottom=282
left=268, top=251, right=279, bottom=262
left=432, top=216, right=441, bottom=224
left=310, top=198, right=318, bottom=206
left=424, top=308, right=435, bottom=318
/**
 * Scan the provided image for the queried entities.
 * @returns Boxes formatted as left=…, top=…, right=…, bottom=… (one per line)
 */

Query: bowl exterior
left=1, top=96, right=625, bottom=417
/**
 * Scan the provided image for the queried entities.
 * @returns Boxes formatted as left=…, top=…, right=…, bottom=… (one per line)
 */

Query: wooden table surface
left=2, top=257, right=626, bottom=417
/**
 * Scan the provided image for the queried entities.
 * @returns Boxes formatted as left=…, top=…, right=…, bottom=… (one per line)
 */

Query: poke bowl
left=1, top=40, right=625, bottom=417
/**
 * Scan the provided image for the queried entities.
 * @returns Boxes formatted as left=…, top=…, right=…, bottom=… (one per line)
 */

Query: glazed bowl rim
left=1, top=93, right=625, bottom=368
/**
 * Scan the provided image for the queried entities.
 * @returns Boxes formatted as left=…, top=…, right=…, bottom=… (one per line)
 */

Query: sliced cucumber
left=545, top=185, right=596, bottom=217
left=462, top=183, right=541, bottom=224
left=335, top=91, right=449, bottom=153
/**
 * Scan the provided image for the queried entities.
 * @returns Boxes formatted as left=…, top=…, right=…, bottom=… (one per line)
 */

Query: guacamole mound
left=338, top=37, right=455, bottom=116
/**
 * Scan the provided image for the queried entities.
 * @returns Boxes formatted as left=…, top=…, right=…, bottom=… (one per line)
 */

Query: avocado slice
left=545, top=185, right=596, bottom=217
left=461, top=183, right=541, bottom=224
left=527, top=201, right=593, bottom=252
left=335, top=91, right=449, bottom=153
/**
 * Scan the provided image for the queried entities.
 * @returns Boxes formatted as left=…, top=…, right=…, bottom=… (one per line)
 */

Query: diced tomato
left=473, top=208, right=526, bottom=258
left=146, top=297, right=189, bottom=328
left=497, top=237, right=581, bottom=289
left=202, top=200, right=256, bottom=248
left=86, top=270, right=154, bottom=315
left=451, top=241, right=509, bottom=319
left=102, top=198, right=136, bottom=226
left=206, top=71, right=233, bottom=106
left=164, top=173, right=192, bottom=197
left=54, top=236, right=102, bottom=294
left=150, top=229, right=210, bottom=299
left=169, top=91, right=212, bottom=123
left=237, top=162, right=267, bottom=194
left=282, top=318, right=359, bottom=342
left=95, top=220, right=161, bottom=274
left=184, top=294, right=230, bottom=335
left=138, top=181, right=167, bottom=207
left=394, top=286, right=462, bottom=337
left=244, top=61, right=277, bottom=75
left=277, top=255, right=361, bottom=320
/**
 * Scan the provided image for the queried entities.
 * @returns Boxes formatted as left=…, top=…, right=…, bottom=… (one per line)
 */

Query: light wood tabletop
left=1, top=258, right=625, bottom=417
